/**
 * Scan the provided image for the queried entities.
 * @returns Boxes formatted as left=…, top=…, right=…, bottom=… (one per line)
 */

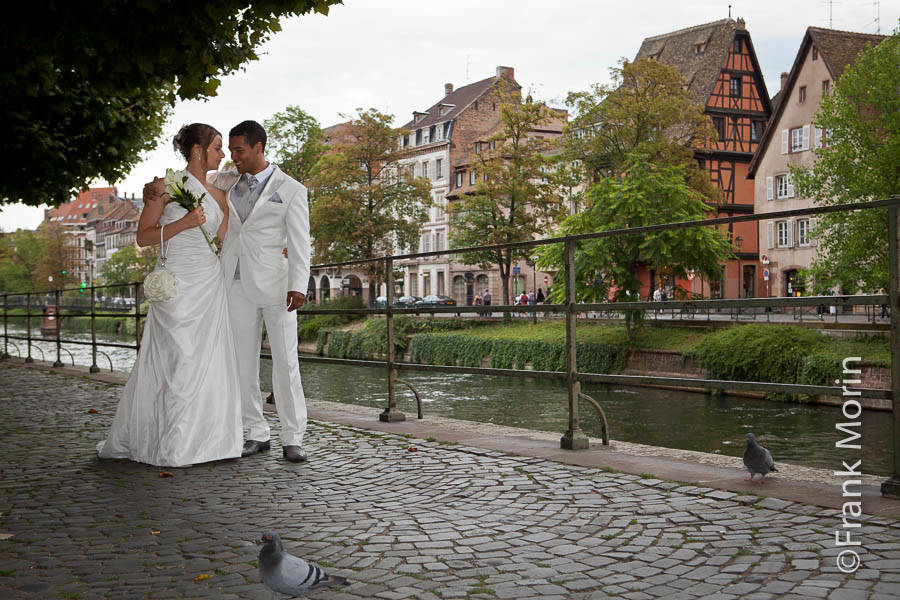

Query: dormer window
left=695, top=42, right=705, bottom=55
left=812, top=45, right=818, bottom=61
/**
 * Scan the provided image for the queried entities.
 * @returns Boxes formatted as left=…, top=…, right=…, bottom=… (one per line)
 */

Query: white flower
left=164, top=168, right=186, bottom=197
left=144, top=266, right=178, bottom=302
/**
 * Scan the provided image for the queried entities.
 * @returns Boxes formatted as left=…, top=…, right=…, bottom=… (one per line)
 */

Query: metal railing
left=2, top=195, right=899, bottom=495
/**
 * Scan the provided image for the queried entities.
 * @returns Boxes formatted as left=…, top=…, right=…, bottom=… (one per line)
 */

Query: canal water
left=3, top=326, right=891, bottom=476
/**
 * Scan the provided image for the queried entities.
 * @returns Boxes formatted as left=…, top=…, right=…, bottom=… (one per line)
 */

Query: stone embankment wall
left=305, top=334, right=891, bottom=411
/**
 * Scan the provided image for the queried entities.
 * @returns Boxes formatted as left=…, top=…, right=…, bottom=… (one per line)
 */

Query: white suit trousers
left=227, top=283, right=307, bottom=446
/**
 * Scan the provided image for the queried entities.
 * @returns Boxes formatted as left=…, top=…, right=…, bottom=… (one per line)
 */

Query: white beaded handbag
left=143, top=224, right=178, bottom=302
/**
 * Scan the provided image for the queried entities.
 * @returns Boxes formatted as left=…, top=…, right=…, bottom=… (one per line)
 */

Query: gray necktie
left=246, top=174, right=259, bottom=190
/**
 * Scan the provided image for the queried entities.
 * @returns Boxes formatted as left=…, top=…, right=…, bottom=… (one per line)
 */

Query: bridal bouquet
left=164, top=169, right=220, bottom=254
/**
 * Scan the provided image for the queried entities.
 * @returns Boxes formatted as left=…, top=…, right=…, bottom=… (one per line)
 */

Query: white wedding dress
left=98, top=172, right=242, bottom=467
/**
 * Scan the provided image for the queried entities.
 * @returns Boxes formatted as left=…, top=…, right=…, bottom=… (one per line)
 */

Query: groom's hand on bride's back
left=143, top=177, right=165, bottom=203
left=286, top=292, right=306, bottom=312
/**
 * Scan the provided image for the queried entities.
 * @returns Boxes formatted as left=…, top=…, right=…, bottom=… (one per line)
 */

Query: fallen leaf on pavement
left=158, top=471, right=174, bottom=478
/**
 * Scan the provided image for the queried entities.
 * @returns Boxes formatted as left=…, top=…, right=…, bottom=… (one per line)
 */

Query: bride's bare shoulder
left=205, top=184, right=226, bottom=205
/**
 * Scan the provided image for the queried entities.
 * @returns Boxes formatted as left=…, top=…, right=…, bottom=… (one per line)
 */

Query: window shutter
left=767, top=222, right=774, bottom=249
left=787, top=219, right=795, bottom=247
left=814, top=127, right=822, bottom=149
left=766, top=176, right=773, bottom=201
left=802, top=125, right=810, bottom=150
left=781, top=129, right=789, bottom=154
left=787, top=175, right=795, bottom=198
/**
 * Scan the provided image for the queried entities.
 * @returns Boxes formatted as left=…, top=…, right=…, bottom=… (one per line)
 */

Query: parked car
left=374, top=296, right=387, bottom=308
left=414, top=295, right=457, bottom=308
left=392, top=295, right=422, bottom=308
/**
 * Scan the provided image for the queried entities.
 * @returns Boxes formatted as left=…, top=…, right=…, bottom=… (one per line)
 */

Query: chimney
left=496, top=66, right=514, bottom=80
left=444, top=83, right=453, bottom=96
left=780, top=71, right=789, bottom=91
left=735, top=17, right=746, bottom=30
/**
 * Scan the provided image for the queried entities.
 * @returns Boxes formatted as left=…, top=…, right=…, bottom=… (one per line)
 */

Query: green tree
left=100, top=246, right=158, bottom=287
left=537, top=161, right=732, bottom=340
left=0, top=230, right=45, bottom=293
left=449, top=89, right=567, bottom=304
left=564, top=58, right=719, bottom=200
left=35, top=226, right=78, bottom=293
left=2, top=1, right=341, bottom=208
left=794, top=29, right=899, bottom=293
left=264, top=105, right=327, bottom=186
left=308, top=109, right=432, bottom=304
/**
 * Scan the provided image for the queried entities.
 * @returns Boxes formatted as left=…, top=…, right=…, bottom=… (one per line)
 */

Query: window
left=474, top=141, right=482, bottom=153
left=422, top=272, right=431, bottom=296
left=790, top=126, right=809, bottom=152
left=437, top=271, right=445, bottom=295
left=436, top=158, right=443, bottom=179
left=713, top=117, right=725, bottom=140
left=798, top=218, right=811, bottom=246
left=443, top=122, right=451, bottom=138
left=429, top=125, right=435, bottom=143
left=822, top=80, right=830, bottom=94
left=750, top=120, right=759, bottom=141
left=734, top=38, right=742, bottom=53
left=695, top=42, right=705, bottom=55
left=415, top=129, right=422, bottom=145
left=777, top=221, right=791, bottom=248
left=422, top=161, right=429, bottom=180
left=435, top=231, right=444, bottom=252
left=456, top=172, right=463, bottom=188
left=470, top=170, right=476, bottom=185
left=812, top=45, right=818, bottom=60
left=729, top=76, right=741, bottom=97
left=488, top=140, right=496, bottom=150
left=773, top=174, right=794, bottom=199
left=799, top=86, right=807, bottom=103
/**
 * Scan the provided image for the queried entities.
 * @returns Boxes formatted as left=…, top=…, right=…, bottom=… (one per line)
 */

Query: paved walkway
left=2, top=360, right=900, bottom=599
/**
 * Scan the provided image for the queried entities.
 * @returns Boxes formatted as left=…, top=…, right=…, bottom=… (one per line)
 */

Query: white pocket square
left=268, top=193, right=283, bottom=204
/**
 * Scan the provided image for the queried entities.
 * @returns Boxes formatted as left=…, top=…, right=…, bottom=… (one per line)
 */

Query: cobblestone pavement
left=2, top=362, right=900, bottom=599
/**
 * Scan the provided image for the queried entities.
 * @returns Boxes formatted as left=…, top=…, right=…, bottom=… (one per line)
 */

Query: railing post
left=53, top=289, right=63, bottom=367
left=380, top=257, right=405, bottom=422
left=561, top=237, right=589, bottom=450
left=1, top=294, right=9, bottom=359
left=25, top=292, right=33, bottom=363
left=882, top=205, right=900, bottom=498
left=89, top=281, right=99, bottom=373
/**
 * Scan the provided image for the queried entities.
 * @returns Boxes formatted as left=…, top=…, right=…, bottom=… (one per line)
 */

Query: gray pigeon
left=743, top=433, right=778, bottom=483
left=258, top=531, right=347, bottom=599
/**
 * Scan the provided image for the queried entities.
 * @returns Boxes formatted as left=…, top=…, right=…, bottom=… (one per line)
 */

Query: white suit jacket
left=213, top=166, right=311, bottom=306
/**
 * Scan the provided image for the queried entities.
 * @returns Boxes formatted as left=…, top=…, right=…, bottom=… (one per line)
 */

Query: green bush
left=692, top=324, right=838, bottom=398
left=297, top=295, right=366, bottom=341
left=315, top=329, right=328, bottom=355
left=326, top=330, right=351, bottom=359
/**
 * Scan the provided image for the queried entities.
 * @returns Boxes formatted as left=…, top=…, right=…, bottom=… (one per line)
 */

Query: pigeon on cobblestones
left=743, top=433, right=778, bottom=483
left=258, top=531, right=347, bottom=598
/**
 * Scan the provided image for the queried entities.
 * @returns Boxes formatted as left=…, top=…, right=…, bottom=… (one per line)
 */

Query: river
left=3, top=326, right=891, bottom=476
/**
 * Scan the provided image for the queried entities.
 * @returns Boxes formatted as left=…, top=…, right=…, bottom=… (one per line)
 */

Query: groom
left=215, top=120, right=311, bottom=463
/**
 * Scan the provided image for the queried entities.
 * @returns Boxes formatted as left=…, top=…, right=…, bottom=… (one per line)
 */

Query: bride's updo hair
left=173, top=123, right=221, bottom=166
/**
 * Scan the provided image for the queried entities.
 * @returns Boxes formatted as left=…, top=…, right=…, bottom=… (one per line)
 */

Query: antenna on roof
left=728, top=4, right=731, bottom=18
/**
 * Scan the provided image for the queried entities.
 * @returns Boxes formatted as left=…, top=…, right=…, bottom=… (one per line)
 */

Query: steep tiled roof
left=634, top=18, right=739, bottom=106
left=400, top=74, right=513, bottom=131
left=808, top=27, right=885, bottom=81
left=44, top=187, right=117, bottom=227
left=747, top=26, right=886, bottom=176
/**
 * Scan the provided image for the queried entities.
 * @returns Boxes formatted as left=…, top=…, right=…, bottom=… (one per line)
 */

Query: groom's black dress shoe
left=283, top=446, right=307, bottom=463
left=241, top=440, right=271, bottom=457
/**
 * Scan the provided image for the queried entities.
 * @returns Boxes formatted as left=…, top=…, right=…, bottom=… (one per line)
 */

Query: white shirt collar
left=247, top=162, right=275, bottom=188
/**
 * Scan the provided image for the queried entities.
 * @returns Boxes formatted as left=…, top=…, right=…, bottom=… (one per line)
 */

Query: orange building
left=635, top=18, right=772, bottom=299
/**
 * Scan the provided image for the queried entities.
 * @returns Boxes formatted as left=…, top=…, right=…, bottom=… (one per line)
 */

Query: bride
left=97, top=123, right=242, bottom=467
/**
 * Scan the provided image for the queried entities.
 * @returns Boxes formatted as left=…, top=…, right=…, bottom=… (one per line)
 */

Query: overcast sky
left=3, top=0, right=896, bottom=231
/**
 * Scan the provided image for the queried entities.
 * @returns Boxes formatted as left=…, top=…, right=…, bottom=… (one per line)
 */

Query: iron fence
left=1, top=195, right=899, bottom=495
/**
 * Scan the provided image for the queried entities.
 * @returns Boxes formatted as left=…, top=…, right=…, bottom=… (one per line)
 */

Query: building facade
left=635, top=18, right=772, bottom=299
left=747, top=27, right=885, bottom=297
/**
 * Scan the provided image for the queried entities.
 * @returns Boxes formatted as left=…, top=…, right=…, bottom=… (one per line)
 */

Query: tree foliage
left=0, top=230, right=45, bottom=293
left=564, top=58, right=719, bottom=200
left=34, top=226, right=79, bottom=293
left=449, top=88, right=567, bottom=304
left=794, top=29, right=899, bottom=293
left=537, top=161, right=732, bottom=339
left=307, top=109, right=432, bottom=302
left=2, top=1, right=342, bottom=207
left=264, top=105, right=327, bottom=186
left=100, top=246, right=158, bottom=287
